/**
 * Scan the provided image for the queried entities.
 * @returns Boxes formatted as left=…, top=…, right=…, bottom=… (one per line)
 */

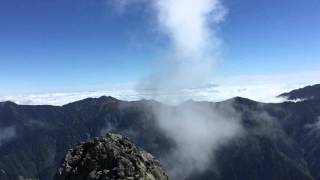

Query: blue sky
left=0, top=0, right=319, bottom=95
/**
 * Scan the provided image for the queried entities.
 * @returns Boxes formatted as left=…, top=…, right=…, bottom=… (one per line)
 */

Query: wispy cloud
left=0, top=126, right=16, bottom=147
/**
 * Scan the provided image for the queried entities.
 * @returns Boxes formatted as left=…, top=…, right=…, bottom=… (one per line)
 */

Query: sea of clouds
left=1, top=75, right=318, bottom=106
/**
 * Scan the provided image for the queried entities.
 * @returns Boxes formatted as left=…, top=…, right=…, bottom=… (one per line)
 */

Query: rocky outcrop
left=54, top=133, right=168, bottom=180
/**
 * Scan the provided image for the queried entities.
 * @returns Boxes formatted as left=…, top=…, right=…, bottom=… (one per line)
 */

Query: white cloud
left=0, top=71, right=318, bottom=106
left=154, top=100, right=243, bottom=179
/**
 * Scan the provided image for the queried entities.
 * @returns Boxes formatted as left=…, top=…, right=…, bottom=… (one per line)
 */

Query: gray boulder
left=54, top=133, right=168, bottom=180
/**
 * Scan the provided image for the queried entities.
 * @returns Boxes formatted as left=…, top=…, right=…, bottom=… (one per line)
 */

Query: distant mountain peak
left=221, top=96, right=259, bottom=105
left=278, top=84, right=320, bottom=101
left=63, top=96, right=120, bottom=107
left=97, top=96, right=119, bottom=102
left=0, top=101, right=17, bottom=107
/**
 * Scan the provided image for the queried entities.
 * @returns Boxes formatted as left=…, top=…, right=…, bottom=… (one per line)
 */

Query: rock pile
left=54, top=133, right=168, bottom=180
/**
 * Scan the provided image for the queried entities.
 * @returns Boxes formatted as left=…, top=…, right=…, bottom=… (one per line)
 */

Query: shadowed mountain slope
left=0, top=85, right=320, bottom=180
left=279, top=84, right=320, bottom=101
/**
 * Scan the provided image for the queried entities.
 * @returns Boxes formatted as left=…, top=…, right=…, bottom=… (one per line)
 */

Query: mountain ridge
left=0, top=85, right=320, bottom=180
left=279, top=84, right=320, bottom=101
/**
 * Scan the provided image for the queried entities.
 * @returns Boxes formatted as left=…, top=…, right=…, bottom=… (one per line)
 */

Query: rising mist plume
left=112, top=0, right=243, bottom=179
left=140, top=0, right=227, bottom=96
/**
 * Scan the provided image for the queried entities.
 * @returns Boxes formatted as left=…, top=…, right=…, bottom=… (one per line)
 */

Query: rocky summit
left=54, top=133, right=168, bottom=180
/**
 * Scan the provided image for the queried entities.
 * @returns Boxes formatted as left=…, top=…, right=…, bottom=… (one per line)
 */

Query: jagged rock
left=54, top=133, right=168, bottom=180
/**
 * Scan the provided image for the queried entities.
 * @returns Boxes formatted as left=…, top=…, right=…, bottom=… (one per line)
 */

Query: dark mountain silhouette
left=0, top=85, right=320, bottom=180
left=279, top=84, right=320, bottom=101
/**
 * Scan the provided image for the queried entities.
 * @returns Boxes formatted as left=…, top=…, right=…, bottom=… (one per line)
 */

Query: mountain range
left=0, top=84, right=320, bottom=180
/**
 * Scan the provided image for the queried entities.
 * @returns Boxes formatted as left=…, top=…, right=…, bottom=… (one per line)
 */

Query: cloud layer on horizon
left=1, top=79, right=318, bottom=106
left=1, top=71, right=319, bottom=105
